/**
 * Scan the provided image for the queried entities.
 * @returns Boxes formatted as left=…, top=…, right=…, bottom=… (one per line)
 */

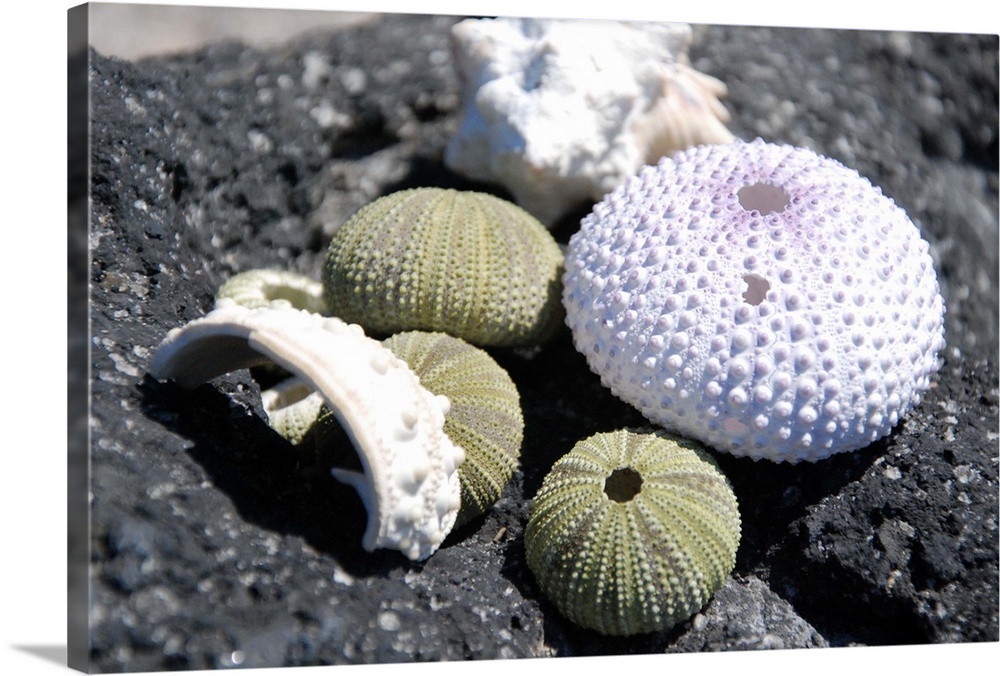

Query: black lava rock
left=80, top=13, right=998, bottom=672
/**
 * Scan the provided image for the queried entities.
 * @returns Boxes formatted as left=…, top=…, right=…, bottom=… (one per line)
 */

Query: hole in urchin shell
left=604, top=467, right=643, bottom=503
left=737, top=183, right=790, bottom=214
left=742, top=273, right=770, bottom=305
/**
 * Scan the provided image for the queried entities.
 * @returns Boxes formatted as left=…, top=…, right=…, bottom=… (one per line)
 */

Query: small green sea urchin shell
left=382, top=331, right=523, bottom=526
left=322, top=188, right=565, bottom=347
left=260, top=379, right=327, bottom=446
left=216, top=269, right=328, bottom=314
left=525, top=429, right=741, bottom=636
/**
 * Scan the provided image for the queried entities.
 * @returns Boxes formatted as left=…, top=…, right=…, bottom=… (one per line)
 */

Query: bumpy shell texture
left=323, top=188, right=565, bottom=348
left=563, top=139, right=946, bottom=462
left=149, top=303, right=464, bottom=561
left=263, top=331, right=524, bottom=527
left=525, top=429, right=741, bottom=636
left=215, top=269, right=328, bottom=314
left=382, top=332, right=523, bottom=526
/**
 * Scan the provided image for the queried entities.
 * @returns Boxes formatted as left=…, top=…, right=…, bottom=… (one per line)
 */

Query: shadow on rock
left=715, top=439, right=887, bottom=572
left=717, top=432, right=929, bottom=646
left=138, top=373, right=414, bottom=578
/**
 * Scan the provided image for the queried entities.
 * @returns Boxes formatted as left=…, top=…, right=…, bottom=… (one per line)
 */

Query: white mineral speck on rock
left=247, top=129, right=274, bottom=154
left=340, top=67, right=367, bottom=95
left=109, top=352, right=140, bottom=376
left=445, top=17, right=735, bottom=226
left=883, top=466, right=903, bottom=480
left=301, top=51, right=332, bottom=90
left=310, top=100, right=351, bottom=129
left=332, top=566, right=354, bottom=587
left=378, top=610, right=402, bottom=631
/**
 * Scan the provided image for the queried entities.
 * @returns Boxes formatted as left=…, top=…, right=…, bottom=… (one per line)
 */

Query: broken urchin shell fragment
left=148, top=301, right=465, bottom=560
left=445, top=17, right=735, bottom=226
left=214, top=268, right=328, bottom=314
left=260, top=377, right=328, bottom=446
left=262, top=331, right=525, bottom=528
left=562, top=139, right=946, bottom=462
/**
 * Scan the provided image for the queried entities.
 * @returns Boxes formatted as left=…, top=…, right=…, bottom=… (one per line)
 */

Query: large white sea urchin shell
left=563, top=139, right=946, bottom=462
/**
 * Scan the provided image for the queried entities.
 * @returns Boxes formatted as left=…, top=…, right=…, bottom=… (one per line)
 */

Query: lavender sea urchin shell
left=525, top=429, right=740, bottom=636
left=563, top=139, right=946, bottom=462
left=323, top=188, right=565, bottom=348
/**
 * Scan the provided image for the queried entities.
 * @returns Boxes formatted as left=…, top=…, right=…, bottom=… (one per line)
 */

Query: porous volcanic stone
left=83, top=13, right=997, bottom=671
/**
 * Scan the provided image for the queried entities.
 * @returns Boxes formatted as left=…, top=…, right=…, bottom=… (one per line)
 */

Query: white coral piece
left=148, top=301, right=464, bottom=560
left=563, top=139, right=946, bottom=463
left=444, top=17, right=735, bottom=226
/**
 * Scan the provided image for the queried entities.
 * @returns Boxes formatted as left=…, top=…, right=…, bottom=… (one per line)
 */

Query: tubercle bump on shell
left=148, top=303, right=464, bottom=561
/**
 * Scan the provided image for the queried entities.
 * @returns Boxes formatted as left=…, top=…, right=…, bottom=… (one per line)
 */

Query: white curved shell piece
left=444, top=17, right=735, bottom=226
left=149, top=301, right=464, bottom=560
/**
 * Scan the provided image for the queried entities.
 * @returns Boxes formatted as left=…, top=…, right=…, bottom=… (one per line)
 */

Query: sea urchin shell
left=382, top=331, right=523, bottom=526
left=525, top=429, right=741, bottom=636
left=323, top=188, right=565, bottom=348
left=148, top=302, right=464, bottom=561
left=268, top=331, right=525, bottom=527
left=562, top=138, right=946, bottom=462
left=215, top=269, right=328, bottom=315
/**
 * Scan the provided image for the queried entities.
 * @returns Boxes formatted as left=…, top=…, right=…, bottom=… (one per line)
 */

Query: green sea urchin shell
left=524, top=429, right=741, bottom=636
left=260, top=379, right=327, bottom=446
left=322, top=188, right=565, bottom=347
left=215, top=269, right=328, bottom=314
left=382, top=331, right=523, bottom=526
left=265, top=330, right=524, bottom=526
